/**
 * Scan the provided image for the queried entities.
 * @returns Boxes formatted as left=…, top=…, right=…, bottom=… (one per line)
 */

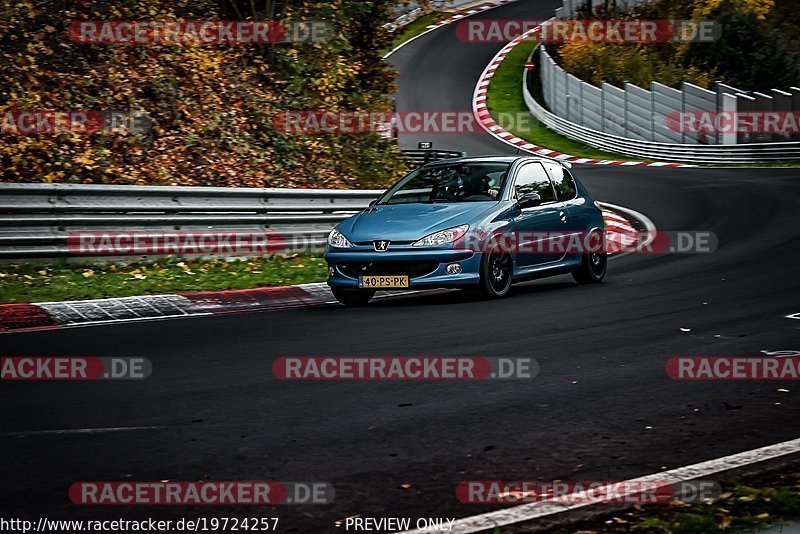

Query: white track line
left=400, top=437, right=800, bottom=534
left=2, top=426, right=168, bottom=437
left=0, top=312, right=215, bottom=336
left=383, top=1, right=518, bottom=59
left=382, top=22, right=441, bottom=59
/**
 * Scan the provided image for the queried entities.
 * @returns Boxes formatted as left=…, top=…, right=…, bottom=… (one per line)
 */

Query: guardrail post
left=623, top=80, right=628, bottom=138
left=719, top=93, right=737, bottom=145
left=791, top=87, right=800, bottom=142
left=734, top=93, right=755, bottom=144
left=751, top=91, right=774, bottom=143
left=600, top=84, right=605, bottom=132
left=650, top=85, right=655, bottom=142
left=771, top=89, right=792, bottom=143
left=680, top=83, right=686, bottom=144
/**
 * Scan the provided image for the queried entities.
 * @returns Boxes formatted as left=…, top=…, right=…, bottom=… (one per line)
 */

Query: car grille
left=338, top=261, right=439, bottom=279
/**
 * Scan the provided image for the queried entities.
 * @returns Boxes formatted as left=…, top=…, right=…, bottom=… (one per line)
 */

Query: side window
left=544, top=162, right=577, bottom=201
left=513, top=163, right=556, bottom=203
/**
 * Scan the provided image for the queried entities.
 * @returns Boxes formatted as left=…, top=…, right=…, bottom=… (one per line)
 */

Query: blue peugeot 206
left=324, top=155, right=607, bottom=306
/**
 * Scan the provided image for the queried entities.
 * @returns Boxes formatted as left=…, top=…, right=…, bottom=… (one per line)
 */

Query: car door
left=511, top=162, right=565, bottom=267
left=542, top=161, right=583, bottom=233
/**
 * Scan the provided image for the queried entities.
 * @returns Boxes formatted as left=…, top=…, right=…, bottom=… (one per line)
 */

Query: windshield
left=376, top=162, right=511, bottom=205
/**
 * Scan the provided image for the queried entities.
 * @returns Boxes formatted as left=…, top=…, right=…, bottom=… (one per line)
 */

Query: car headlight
left=328, top=228, right=353, bottom=248
left=412, top=225, right=469, bottom=247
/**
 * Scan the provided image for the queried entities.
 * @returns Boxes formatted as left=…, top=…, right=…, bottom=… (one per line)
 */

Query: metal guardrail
left=0, top=150, right=471, bottom=259
left=0, top=183, right=383, bottom=259
left=525, top=46, right=800, bottom=163
left=0, top=151, right=470, bottom=259
left=403, top=150, right=467, bottom=166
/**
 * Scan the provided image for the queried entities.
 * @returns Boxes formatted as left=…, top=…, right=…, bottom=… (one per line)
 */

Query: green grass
left=548, top=471, right=800, bottom=533
left=0, top=255, right=328, bottom=304
left=385, top=12, right=448, bottom=55
left=485, top=39, right=625, bottom=161
left=630, top=482, right=800, bottom=533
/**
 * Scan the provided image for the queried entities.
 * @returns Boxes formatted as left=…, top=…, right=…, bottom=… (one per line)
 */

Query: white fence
left=526, top=46, right=800, bottom=162
left=538, top=46, right=800, bottom=148
left=554, top=0, right=650, bottom=19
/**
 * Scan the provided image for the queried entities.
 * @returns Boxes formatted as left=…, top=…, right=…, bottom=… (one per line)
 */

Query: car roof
left=422, top=155, right=568, bottom=168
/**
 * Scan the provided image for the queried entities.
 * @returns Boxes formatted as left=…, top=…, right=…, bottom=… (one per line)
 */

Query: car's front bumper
left=324, top=248, right=481, bottom=289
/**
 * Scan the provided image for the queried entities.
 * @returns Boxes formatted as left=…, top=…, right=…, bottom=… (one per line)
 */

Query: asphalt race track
left=2, top=1, right=800, bottom=532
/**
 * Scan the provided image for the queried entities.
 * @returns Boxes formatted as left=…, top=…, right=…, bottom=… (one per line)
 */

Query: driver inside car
left=431, top=166, right=497, bottom=201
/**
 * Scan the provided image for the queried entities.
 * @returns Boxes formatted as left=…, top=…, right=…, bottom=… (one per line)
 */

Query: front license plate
left=359, top=275, right=409, bottom=289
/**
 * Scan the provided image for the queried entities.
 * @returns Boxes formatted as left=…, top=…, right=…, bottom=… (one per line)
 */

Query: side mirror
left=517, top=192, right=542, bottom=209
left=368, top=199, right=377, bottom=207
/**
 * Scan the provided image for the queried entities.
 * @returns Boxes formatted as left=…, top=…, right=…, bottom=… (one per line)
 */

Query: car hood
left=339, top=202, right=497, bottom=243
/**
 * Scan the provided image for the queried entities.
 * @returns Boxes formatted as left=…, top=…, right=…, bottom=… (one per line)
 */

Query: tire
left=331, top=287, right=375, bottom=307
left=572, top=230, right=607, bottom=284
left=479, top=244, right=513, bottom=298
